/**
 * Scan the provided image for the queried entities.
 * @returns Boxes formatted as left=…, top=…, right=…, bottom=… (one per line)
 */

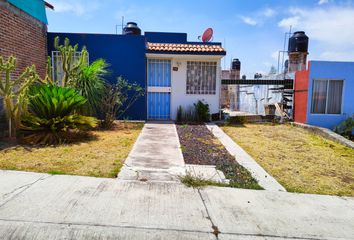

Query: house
left=47, top=24, right=226, bottom=120
left=0, top=0, right=53, bottom=78
left=294, top=61, right=354, bottom=129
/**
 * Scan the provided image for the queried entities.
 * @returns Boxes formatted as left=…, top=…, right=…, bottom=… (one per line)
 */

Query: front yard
left=0, top=122, right=143, bottom=178
left=221, top=123, right=354, bottom=196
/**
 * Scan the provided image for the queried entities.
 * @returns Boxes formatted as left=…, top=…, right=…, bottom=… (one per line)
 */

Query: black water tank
left=123, top=22, right=141, bottom=35
left=288, top=31, right=309, bottom=53
left=232, top=58, right=241, bottom=70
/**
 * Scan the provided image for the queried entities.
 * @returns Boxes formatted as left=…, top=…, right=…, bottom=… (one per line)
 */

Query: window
left=186, top=61, right=217, bottom=95
left=51, top=51, right=89, bottom=84
left=311, top=79, right=343, bottom=114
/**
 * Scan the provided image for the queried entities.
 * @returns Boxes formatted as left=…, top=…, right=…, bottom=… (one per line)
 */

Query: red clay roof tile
left=147, top=42, right=225, bottom=53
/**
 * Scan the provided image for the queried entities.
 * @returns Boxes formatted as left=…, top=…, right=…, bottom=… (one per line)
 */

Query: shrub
left=176, top=106, right=183, bottom=123
left=194, top=100, right=210, bottom=123
left=21, top=85, right=97, bottom=144
left=176, top=100, right=210, bottom=123
left=97, top=77, right=144, bottom=129
left=334, top=117, right=354, bottom=140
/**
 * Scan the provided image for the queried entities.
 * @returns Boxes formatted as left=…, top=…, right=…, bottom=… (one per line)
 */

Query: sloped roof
left=147, top=42, right=226, bottom=54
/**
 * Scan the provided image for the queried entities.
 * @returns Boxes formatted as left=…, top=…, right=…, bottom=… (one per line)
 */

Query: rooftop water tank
left=288, top=31, right=309, bottom=53
left=123, top=22, right=141, bottom=35
left=232, top=58, right=241, bottom=70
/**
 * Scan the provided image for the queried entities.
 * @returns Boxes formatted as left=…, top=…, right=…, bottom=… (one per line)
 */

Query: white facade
left=146, top=54, right=223, bottom=120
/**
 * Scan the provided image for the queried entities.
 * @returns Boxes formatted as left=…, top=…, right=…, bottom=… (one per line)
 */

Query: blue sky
left=46, top=0, right=354, bottom=77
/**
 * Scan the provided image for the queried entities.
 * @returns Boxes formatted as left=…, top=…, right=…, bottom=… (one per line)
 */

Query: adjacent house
left=0, top=0, right=53, bottom=78
left=0, top=0, right=52, bottom=135
left=294, top=61, right=354, bottom=129
left=48, top=25, right=226, bottom=120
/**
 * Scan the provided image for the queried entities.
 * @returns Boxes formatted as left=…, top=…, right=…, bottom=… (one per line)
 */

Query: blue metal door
left=147, top=59, right=171, bottom=120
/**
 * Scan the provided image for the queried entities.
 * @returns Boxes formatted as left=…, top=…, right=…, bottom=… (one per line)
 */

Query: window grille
left=51, top=51, right=89, bottom=84
left=311, top=79, right=343, bottom=114
left=186, top=61, right=217, bottom=95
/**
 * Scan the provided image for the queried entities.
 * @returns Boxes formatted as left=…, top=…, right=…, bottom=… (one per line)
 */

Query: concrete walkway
left=0, top=170, right=353, bottom=240
left=118, top=122, right=185, bottom=182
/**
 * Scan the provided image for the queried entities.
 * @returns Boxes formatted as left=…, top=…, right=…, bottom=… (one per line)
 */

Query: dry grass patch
left=221, top=123, right=354, bottom=196
left=0, top=122, right=143, bottom=178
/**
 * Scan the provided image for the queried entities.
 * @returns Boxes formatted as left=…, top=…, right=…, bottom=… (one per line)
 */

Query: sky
left=46, top=0, right=354, bottom=78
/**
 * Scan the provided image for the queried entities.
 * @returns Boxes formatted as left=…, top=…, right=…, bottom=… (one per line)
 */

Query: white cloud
left=240, top=16, right=257, bottom=26
left=318, top=0, right=329, bottom=5
left=262, top=8, right=276, bottom=17
left=278, top=7, right=354, bottom=47
left=317, top=50, right=354, bottom=61
left=271, top=51, right=280, bottom=61
left=278, top=16, right=300, bottom=29
left=239, top=7, right=276, bottom=26
left=50, top=0, right=100, bottom=16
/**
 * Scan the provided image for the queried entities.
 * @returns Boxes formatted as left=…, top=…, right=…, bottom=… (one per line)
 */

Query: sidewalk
left=0, top=170, right=354, bottom=240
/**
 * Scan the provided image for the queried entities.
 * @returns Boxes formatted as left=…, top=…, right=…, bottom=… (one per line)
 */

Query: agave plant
left=21, top=84, right=97, bottom=144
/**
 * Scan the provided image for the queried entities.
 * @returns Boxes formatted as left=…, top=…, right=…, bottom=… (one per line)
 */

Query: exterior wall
left=238, top=84, right=283, bottom=115
left=47, top=32, right=147, bottom=120
left=147, top=54, right=222, bottom=120
left=170, top=55, right=221, bottom=120
left=294, top=68, right=309, bottom=123
left=0, top=0, right=47, bottom=78
left=306, top=61, right=354, bottom=129
left=145, top=32, right=187, bottom=43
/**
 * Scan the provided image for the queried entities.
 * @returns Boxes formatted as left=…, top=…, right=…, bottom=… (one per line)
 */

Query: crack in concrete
left=196, top=188, right=330, bottom=240
left=197, top=188, right=220, bottom=239
left=220, top=232, right=330, bottom=240
left=0, top=218, right=215, bottom=237
left=0, top=175, right=52, bottom=209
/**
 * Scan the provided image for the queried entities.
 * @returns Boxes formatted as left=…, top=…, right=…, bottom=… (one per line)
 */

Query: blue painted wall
left=47, top=32, right=147, bottom=120
left=306, top=61, right=354, bottom=129
left=145, top=32, right=187, bottom=43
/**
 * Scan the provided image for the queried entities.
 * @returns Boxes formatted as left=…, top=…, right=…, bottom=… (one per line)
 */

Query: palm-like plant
left=75, top=59, right=109, bottom=115
left=21, top=85, right=97, bottom=144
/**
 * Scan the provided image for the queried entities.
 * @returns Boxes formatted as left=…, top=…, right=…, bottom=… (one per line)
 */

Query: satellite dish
left=200, top=28, right=213, bottom=42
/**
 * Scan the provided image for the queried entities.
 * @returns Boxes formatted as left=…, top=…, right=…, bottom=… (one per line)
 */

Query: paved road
left=0, top=170, right=353, bottom=240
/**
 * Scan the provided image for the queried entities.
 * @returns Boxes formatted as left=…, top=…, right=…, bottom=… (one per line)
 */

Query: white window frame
left=310, top=79, right=344, bottom=115
left=51, top=51, right=89, bottom=84
left=186, top=61, right=217, bottom=95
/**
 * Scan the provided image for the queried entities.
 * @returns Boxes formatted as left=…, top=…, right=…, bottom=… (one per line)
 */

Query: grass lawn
left=0, top=122, right=143, bottom=178
left=221, top=123, right=354, bottom=196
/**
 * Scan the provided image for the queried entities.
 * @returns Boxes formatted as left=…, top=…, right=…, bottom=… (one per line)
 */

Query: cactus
left=0, top=56, right=39, bottom=138
left=53, top=36, right=88, bottom=87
